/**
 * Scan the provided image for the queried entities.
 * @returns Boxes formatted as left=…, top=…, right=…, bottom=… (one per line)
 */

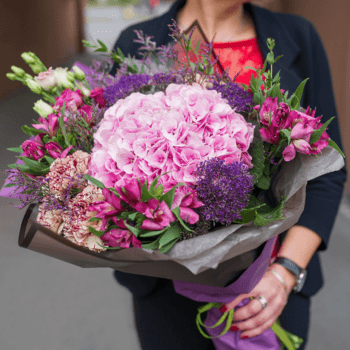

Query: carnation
left=61, top=185, right=106, bottom=251
left=46, top=150, right=90, bottom=201
left=37, top=204, right=64, bottom=233
left=90, top=83, right=254, bottom=192
left=194, top=158, right=254, bottom=225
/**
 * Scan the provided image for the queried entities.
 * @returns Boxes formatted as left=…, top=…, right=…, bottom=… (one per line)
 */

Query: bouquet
left=1, top=21, right=345, bottom=350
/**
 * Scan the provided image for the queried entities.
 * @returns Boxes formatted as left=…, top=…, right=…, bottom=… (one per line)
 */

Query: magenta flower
left=101, top=228, right=142, bottom=249
left=90, top=87, right=106, bottom=108
left=88, top=188, right=125, bottom=230
left=282, top=123, right=314, bottom=161
left=21, top=133, right=45, bottom=161
left=54, top=88, right=84, bottom=113
left=115, top=178, right=143, bottom=208
left=136, top=198, right=175, bottom=231
left=259, top=97, right=278, bottom=126
left=32, top=113, right=60, bottom=138
left=79, top=104, right=94, bottom=125
left=45, top=142, right=73, bottom=159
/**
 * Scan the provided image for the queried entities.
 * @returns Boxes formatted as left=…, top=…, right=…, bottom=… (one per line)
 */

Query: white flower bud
left=72, top=65, right=86, bottom=81
left=11, top=66, right=26, bottom=77
left=6, top=73, right=17, bottom=81
left=76, top=82, right=91, bottom=97
left=26, top=79, right=43, bottom=94
left=53, top=67, right=74, bottom=89
left=33, top=99, right=55, bottom=118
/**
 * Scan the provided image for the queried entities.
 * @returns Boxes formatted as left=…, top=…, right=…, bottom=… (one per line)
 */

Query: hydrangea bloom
left=90, top=83, right=254, bottom=191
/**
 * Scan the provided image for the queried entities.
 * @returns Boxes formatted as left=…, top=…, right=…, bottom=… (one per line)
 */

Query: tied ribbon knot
left=196, top=301, right=303, bottom=350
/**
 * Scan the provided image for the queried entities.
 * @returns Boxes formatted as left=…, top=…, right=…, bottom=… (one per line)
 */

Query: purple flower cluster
left=210, top=81, right=254, bottom=114
left=103, top=74, right=151, bottom=106
left=195, top=158, right=254, bottom=225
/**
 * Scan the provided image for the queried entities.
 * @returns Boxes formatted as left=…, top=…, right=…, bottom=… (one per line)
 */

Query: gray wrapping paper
left=18, top=146, right=344, bottom=287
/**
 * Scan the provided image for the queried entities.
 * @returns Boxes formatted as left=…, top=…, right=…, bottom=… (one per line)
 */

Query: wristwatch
left=271, top=257, right=307, bottom=293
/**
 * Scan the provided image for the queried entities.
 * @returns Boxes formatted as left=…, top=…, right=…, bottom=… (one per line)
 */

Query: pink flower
left=136, top=198, right=175, bottom=231
left=79, top=104, right=94, bottom=125
left=282, top=123, right=314, bottom=161
left=115, top=177, right=143, bottom=208
left=88, top=188, right=125, bottom=230
left=45, top=142, right=73, bottom=159
left=101, top=228, right=142, bottom=249
left=32, top=113, right=60, bottom=138
left=259, top=97, right=278, bottom=126
left=90, top=87, right=106, bottom=108
left=54, top=88, right=84, bottom=113
left=21, top=133, right=45, bottom=161
left=34, top=67, right=58, bottom=91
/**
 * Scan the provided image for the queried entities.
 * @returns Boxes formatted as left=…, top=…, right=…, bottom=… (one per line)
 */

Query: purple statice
left=4, top=168, right=45, bottom=209
left=152, top=72, right=181, bottom=91
left=210, top=81, right=254, bottom=114
left=85, top=58, right=115, bottom=90
left=103, top=74, right=151, bottom=106
left=194, top=158, right=254, bottom=225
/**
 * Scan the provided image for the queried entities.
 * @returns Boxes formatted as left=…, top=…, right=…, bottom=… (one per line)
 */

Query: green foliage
left=84, top=174, right=105, bottom=189
left=309, top=117, right=334, bottom=145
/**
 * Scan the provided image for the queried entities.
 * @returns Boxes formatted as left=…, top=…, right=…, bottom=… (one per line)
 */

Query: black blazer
left=110, top=0, right=347, bottom=297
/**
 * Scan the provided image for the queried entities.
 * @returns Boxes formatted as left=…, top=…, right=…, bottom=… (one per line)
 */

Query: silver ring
left=257, top=295, right=268, bottom=309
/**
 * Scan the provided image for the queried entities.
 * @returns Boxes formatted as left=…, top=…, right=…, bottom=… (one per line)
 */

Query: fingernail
left=230, top=325, right=240, bottom=331
left=220, top=305, right=228, bottom=313
left=241, top=335, right=249, bottom=340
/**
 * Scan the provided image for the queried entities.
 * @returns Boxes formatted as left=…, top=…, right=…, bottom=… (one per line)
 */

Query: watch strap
left=273, top=257, right=302, bottom=278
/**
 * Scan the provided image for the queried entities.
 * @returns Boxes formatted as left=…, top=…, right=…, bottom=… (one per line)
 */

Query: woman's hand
left=220, top=263, right=296, bottom=339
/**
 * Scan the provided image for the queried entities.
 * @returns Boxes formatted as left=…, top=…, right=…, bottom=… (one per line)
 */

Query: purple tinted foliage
left=210, top=81, right=254, bottom=114
left=194, top=158, right=254, bottom=225
left=103, top=74, right=151, bottom=106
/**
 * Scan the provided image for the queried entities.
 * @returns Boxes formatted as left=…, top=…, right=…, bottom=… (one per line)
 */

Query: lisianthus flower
left=136, top=198, right=175, bottom=231
left=90, top=87, right=106, bottom=108
left=101, top=228, right=142, bottom=249
left=282, top=123, right=314, bottom=161
left=34, top=67, right=58, bottom=91
left=21, top=133, right=45, bottom=161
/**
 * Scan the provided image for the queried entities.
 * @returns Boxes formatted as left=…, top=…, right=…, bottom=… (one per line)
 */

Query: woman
left=109, top=0, right=346, bottom=349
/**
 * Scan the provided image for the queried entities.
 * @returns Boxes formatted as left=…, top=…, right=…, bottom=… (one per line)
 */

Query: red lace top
left=213, top=37, right=264, bottom=85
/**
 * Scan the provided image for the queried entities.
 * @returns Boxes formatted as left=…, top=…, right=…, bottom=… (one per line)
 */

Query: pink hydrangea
left=90, top=83, right=254, bottom=191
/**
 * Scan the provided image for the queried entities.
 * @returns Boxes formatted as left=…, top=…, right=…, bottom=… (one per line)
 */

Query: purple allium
left=210, top=81, right=254, bottom=114
left=103, top=74, right=151, bottom=105
left=194, top=158, right=254, bottom=225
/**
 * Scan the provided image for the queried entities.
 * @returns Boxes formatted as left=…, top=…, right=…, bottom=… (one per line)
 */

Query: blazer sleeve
left=295, top=22, right=347, bottom=251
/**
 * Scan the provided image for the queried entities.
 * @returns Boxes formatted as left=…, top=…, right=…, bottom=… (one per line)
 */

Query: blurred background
left=0, top=0, right=350, bottom=349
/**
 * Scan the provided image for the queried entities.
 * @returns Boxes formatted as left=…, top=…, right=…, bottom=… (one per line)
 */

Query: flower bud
left=66, top=71, right=76, bottom=83
left=53, top=67, right=75, bottom=89
left=11, top=66, right=26, bottom=77
left=33, top=99, right=55, bottom=118
left=6, top=73, right=17, bottom=81
left=72, top=65, right=86, bottom=81
left=21, top=52, right=36, bottom=65
left=24, top=73, right=34, bottom=81
left=30, top=63, right=45, bottom=75
left=76, top=82, right=91, bottom=97
left=26, top=79, right=43, bottom=94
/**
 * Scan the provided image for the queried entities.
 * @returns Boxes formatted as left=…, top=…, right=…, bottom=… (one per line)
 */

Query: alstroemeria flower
left=45, top=142, right=73, bottom=159
left=90, top=87, right=106, bottom=108
left=88, top=188, right=125, bottom=230
left=282, top=123, right=314, bottom=161
left=54, top=88, right=84, bottom=113
left=136, top=198, right=175, bottom=231
left=259, top=97, right=278, bottom=126
left=115, top=177, right=143, bottom=208
left=21, top=133, right=45, bottom=161
left=32, top=113, right=60, bottom=138
left=101, top=228, right=142, bottom=249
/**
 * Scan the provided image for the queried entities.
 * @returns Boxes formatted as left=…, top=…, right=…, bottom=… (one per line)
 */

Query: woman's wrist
left=268, top=263, right=296, bottom=294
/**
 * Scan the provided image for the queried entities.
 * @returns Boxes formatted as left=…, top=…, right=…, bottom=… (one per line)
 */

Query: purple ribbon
left=173, top=237, right=281, bottom=350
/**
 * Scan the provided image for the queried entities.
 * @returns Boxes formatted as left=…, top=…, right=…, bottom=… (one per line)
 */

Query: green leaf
left=89, top=217, right=101, bottom=222
left=160, top=182, right=185, bottom=209
left=141, top=234, right=162, bottom=250
left=61, top=102, right=66, bottom=116
left=117, top=47, right=125, bottom=61
left=141, top=178, right=156, bottom=202
left=290, top=94, right=300, bottom=111
left=274, top=55, right=283, bottom=64
left=309, top=117, right=334, bottom=145
left=249, top=136, right=265, bottom=184
left=256, top=174, right=271, bottom=190
left=172, top=206, right=193, bottom=232
left=97, top=39, right=108, bottom=52
left=43, top=156, right=55, bottom=166
left=84, top=174, right=105, bottom=189
left=280, top=129, right=291, bottom=145
left=7, top=147, right=23, bottom=153
left=139, top=228, right=167, bottom=238
left=254, top=197, right=286, bottom=226
left=235, top=208, right=256, bottom=224
left=250, top=74, right=257, bottom=91
left=21, top=125, right=43, bottom=136
left=195, top=39, right=201, bottom=54
left=293, top=78, right=309, bottom=109
left=158, top=223, right=182, bottom=250
left=124, top=221, right=143, bottom=238
left=8, top=164, right=18, bottom=169
left=189, top=61, right=196, bottom=71
left=58, top=116, right=72, bottom=148
left=20, top=157, right=49, bottom=172
left=3, top=183, right=17, bottom=188
left=88, top=226, right=105, bottom=238
left=82, top=39, right=98, bottom=48
left=272, top=71, right=280, bottom=83
left=149, top=176, right=160, bottom=195
left=158, top=237, right=180, bottom=254
left=328, top=139, right=345, bottom=158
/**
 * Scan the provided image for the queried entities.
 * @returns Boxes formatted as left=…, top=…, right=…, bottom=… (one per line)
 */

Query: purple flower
left=194, top=158, right=254, bottom=225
